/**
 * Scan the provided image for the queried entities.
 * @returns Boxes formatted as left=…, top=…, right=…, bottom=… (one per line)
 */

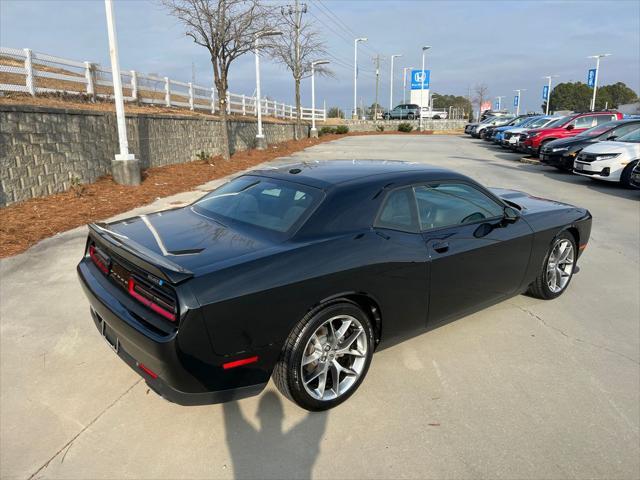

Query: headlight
left=552, top=147, right=568, bottom=152
left=594, top=153, right=620, bottom=161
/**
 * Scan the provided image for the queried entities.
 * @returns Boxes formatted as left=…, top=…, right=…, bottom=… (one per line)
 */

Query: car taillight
left=127, top=277, right=177, bottom=322
left=89, top=244, right=110, bottom=274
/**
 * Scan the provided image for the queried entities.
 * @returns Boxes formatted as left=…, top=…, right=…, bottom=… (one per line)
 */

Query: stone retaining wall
left=344, top=119, right=467, bottom=132
left=0, top=105, right=307, bottom=206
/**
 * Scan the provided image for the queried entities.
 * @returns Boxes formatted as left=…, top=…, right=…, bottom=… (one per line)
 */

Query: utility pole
left=353, top=37, right=367, bottom=119
left=373, top=54, right=382, bottom=121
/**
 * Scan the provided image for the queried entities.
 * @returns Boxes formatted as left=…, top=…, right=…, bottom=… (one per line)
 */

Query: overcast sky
left=2, top=0, right=639, bottom=114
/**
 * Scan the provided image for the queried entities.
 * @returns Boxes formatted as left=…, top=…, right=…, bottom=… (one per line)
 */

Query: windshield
left=543, top=116, right=569, bottom=128
left=528, top=117, right=555, bottom=128
left=618, top=128, right=640, bottom=143
left=576, top=121, right=618, bottom=138
left=192, top=175, right=323, bottom=236
left=510, top=116, right=535, bottom=126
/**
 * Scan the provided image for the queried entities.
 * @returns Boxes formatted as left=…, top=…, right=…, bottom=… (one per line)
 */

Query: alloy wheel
left=546, top=239, right=575, bottom=293
left=300, top=314, right=368, bottom=401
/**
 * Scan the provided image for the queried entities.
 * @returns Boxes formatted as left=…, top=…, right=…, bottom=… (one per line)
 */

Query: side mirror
left=606, top=135, right=617, bottom=141
left=566, top=124, right=575, bottom=131
left=502, top=206, right=519, bottom=224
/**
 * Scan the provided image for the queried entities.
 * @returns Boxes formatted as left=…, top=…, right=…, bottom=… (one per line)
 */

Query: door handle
left=432, top=241, right=449, bottom=253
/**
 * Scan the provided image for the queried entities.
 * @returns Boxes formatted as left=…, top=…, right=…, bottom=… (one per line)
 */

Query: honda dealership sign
left=409, top=69, right=431, bottom=107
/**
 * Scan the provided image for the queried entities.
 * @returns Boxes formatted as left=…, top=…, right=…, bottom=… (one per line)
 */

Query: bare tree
left=161, top=0, right=269, bottom=160
left=268, top=4, right=331, bottom=139
left=473, top=83, right=489, bottom=122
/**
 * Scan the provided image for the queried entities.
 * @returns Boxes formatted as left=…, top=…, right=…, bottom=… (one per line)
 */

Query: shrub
left=335, top=125, right=349, bottom=134
left=319, top=126, right=336, bottom=136
left=376, top=125, right=385, bottom=132
left=398, top=122, right=413, bottom=133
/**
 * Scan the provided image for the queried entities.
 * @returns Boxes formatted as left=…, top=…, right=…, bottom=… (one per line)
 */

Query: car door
left=372, top=186, right=431, bottom=334
left=414, top=182, right=534, bottom=324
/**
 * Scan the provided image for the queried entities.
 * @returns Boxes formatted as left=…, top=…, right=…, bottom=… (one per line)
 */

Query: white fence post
left=242, top=94, right=246, bottom=115
left=164, top=77, right=171, bottom=107
left=24, top=48, right=35, bottom=96
left=130, top=70, right=138, bottom=101
left=188, top=82, right=194, bottom=110
left=84, top=61, right=95, bottom=97
left=226, top=91, right=230, bottom=114
left=211, top=87, right=216, bottom=114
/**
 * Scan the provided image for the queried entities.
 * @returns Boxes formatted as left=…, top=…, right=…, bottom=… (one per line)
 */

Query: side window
left=595, top=114, right=616, bottom=125
left=414, top=183, right=504, bottom=231
left=611, top=123, right=640, bottom=138
left=375, top=187, right=418, bottom=232
left=573, top=116, right=596, bottom=129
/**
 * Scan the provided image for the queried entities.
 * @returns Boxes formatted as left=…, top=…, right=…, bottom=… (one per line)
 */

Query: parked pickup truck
left=420, top=108, right=448, bottom=119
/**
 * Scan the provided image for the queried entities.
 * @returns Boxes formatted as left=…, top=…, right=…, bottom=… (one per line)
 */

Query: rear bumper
left=77, top=260, right=269, bottom=405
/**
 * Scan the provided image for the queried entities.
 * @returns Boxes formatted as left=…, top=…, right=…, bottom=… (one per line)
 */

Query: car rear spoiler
left=88, top=223, right=193, bottom=285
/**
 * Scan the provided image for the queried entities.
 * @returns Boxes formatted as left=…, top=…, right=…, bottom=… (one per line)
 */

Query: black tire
left=407, top=113, right=415, bottom=120
left=527, top=231, right=577, bottom=300
left=620, top=161, right=638, bottom=188
left=273, top=301, right=375, bottom=411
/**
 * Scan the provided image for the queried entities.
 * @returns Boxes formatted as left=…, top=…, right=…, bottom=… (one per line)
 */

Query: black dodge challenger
left=77, top=161, right=592, bottom=411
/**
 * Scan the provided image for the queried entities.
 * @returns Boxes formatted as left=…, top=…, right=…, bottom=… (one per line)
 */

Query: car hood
left=581, top=141, right=640, bottom=156
left=505, top=127, right=529, bottom=134
left=489, top=188, right=577, bottom=214
left=106, top=207, right=277, bottom=274
left=546, top=136, right=597, bottom=149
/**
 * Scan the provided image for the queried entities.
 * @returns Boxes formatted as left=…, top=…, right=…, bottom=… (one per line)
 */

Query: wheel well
left=344, top=294, right=382, bottom=346
left=566, top=227, right=580, bottom=248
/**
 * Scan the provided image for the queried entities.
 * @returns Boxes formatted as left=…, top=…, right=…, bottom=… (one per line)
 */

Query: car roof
left=250, top=160, right=466, bottom=190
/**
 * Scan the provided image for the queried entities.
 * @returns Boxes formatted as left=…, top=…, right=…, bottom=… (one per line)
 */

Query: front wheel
left=407, top=113, right=415, bottom=120
left=273, top=301, right=375, bottom=411
left=527, top=231, right=577, bottom=300
left=620, top=161, right=638, bottom=188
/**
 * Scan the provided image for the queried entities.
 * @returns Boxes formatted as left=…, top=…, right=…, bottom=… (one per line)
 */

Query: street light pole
left=104, top=0, right=139, bottom=185
left=588, top=54, right=611, bottom=111
left=419, top=45, right=431, bottom=131
left=310, top=60, right=329, bottom=138
left=353, top=37, right=367, bottom=119
left=254, top=30, right=282, bottom=150
left=542, top=75, right=558, bottom=115
left=402, top=66, right=412, bottom=104
left=514, top=89, right=526, bottom=116
left=389, top=54, right=402, bottom=112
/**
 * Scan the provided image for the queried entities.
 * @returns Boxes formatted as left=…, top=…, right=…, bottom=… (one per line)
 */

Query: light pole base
left=255, top=135, right=267, bottom=150
left=111, top=154, right=141, bottom=186
left=310, top=128, right=318, bottom=138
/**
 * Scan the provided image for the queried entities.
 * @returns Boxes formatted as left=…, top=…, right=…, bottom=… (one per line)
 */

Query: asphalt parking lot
left=1, top=134, right=639, bottom=480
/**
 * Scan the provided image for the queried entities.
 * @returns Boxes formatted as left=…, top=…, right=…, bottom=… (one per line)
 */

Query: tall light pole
left=588, top=54, right=611, bottom=111
left=310, top=60, right=329, bottom=138
left=419, top=45, right=431, bottom=131
left=389, top=54, right=402, bottom=112
left=495, top=96, right=505, bottom=110
left=514, top=89, right=526, bottom=116
left=542, top=75, right=558, bottom=115
left=402, top=66, right=413, bottom=104
left=353, top=37, right=367, bottom=119
left=254, top=30, right=282, bottom=150
left=104, top=0, right=139, bottom=185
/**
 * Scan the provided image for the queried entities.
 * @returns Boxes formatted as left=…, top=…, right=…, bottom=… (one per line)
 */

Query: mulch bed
left=0, top=134, right=344, bottom=258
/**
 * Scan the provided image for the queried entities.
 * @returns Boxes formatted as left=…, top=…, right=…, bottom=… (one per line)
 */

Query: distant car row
left=383, top=104, right=448, bottom=120
left=464, top=112, right=640, bottom=188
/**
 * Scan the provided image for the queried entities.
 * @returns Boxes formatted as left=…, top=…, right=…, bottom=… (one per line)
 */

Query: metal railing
left=0, top=47, right=326, bottom=121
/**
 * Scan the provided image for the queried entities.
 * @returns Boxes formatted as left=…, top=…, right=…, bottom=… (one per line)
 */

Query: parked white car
left=573, top=127, right=640, bottom=187
left=420, top=107, right=448, bottom=119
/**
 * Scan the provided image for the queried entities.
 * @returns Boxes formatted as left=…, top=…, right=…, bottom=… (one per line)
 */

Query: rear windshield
left=192, top=176, right=323, bottom=236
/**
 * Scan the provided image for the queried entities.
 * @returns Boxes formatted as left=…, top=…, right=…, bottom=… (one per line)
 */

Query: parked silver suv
left=383, top=104, right=420, bottom=120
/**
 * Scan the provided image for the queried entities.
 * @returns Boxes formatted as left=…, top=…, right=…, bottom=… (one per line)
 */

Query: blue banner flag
left=542, top=85, right=549, bottom=100
left=513, top=95, right=519, bottom=107
left=587, top=69, right=596, bottom=88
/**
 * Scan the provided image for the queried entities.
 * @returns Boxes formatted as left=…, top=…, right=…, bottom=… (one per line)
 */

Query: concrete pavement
left=1, top=135, right=638, bottom=479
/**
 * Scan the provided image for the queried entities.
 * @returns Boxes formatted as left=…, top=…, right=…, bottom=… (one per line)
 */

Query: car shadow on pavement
left=223, top=390, right=328, bottom=480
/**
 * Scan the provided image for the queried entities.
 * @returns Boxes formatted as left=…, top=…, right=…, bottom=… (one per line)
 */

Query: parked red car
left=520, top=111, right=623, bottom=156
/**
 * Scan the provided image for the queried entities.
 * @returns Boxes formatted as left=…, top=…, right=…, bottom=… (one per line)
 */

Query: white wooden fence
left=0, top=47, right=326, bottom=121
